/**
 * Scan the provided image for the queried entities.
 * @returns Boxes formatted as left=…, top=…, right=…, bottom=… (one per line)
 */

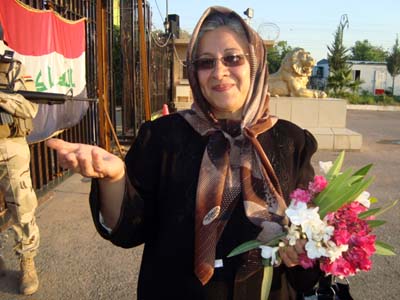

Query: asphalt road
left=0, top=110, right=399, bottom=300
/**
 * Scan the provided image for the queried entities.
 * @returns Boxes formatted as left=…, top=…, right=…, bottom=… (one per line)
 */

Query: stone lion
left=268, top=48, right=327, bottom=98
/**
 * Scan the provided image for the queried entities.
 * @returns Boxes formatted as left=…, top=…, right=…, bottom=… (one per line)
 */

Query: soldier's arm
left=0, top=91, right=38, bottom=119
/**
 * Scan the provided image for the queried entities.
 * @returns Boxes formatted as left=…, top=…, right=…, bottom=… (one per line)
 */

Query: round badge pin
left=202, top=206, right=221, bottom=225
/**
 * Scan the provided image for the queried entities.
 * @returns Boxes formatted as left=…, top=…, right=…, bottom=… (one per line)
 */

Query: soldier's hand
left=46, top=138, right=125, bottom=181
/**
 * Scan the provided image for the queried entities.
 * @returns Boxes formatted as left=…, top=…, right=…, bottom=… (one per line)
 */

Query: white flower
left=303, top=219, right=334, bottom=243
left=286, top=201, right=320, bottom=227
left=355, top=191, right=371, bottom=208
left=259, top=245, right=280, bottom=265
left=286, top=224, right=301, bottom=246
left=325, top=241, right=349, bottom=262
left=319, top=161, right=333, bottom=175
left=305, top=240, right=327, bottom=259
left=321, top=224, right=335, bottom=242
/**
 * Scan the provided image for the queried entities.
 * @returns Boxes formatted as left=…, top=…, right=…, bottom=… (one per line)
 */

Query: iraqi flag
left=0, top=0, right=89, bottom=143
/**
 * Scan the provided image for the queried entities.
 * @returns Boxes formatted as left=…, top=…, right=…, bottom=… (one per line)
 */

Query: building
left=173, top=38, right=192, bottom=110
left=349, top=60, right=399, bottom=95
left=312, top=59, right=400, bottom=95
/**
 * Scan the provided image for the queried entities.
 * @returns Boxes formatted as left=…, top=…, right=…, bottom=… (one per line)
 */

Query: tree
left=327, top=15, right=350, bottom=71
left=326, top=15, right=361, bottom=96
left=179, top=29, right=191, bottom=39
left=350, top=40, right=388, bottom=61
left=386, top=36, right=400, bottom=95
left=267, top=41, right=293, bottom=74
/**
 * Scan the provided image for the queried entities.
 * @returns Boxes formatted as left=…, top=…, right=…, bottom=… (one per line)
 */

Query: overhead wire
left=173, top=43, right=187, bottom=67
left=151, top=29, right=172, bottom=48
left=153, top=0, right=165, bottom=28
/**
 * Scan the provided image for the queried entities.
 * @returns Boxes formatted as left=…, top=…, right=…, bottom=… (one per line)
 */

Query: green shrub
left=340, top=91, right=399, bottom=105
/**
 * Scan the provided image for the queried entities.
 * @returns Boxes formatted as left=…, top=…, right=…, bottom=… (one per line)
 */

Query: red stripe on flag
left=0, top=0, right=85, bottom=58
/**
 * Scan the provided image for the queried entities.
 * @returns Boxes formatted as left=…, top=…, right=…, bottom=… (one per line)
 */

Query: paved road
left=0, top=110, right=399, bottom=300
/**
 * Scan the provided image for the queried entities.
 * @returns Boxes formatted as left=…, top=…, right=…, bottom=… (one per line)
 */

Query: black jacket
left=89, top=113, right=321, bottom=300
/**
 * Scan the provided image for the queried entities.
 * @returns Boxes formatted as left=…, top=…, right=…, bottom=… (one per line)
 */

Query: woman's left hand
left=278, top=239, right=306, bottom=267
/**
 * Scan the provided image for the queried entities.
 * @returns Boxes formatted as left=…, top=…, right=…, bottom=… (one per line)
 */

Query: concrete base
left=307, top=127, right=362, bottom=150
left=173, top=97, right=362, bottom=150
left=269, top=97, right=362, bottom=150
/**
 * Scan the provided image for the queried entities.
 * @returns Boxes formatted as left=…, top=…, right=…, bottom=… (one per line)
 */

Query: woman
left=47, top=6, right=321, bottom=300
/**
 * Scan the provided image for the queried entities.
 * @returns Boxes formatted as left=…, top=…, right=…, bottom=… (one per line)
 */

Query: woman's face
left=196, top=26, right=250, bottom=120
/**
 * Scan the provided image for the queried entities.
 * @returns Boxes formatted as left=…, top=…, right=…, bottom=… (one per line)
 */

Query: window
left=354, top=70, right=361, bottom=81
left=182, top=62, right=188, bottom=80
left=316, top=66, right=324, bottom=78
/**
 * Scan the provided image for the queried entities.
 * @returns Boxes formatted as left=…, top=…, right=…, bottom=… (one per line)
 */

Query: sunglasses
left=192, top=54, right=248, bottom=71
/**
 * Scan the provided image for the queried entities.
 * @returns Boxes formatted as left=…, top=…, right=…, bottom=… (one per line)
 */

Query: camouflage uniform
left=0, top=91, right=39, bottom=259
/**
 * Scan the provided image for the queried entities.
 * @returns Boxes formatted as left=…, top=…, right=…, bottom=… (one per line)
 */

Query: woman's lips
left=212, top=83, right=234, bottom=92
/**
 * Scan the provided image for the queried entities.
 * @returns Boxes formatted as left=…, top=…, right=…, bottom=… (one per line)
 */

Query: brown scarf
left=178, top=6, right=288, bottom=286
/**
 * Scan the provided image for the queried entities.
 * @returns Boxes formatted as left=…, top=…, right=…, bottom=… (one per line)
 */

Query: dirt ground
left=0, top=110, right=399, bottom=300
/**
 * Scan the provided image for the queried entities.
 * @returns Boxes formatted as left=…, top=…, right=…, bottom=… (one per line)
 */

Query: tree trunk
left=392, top=76, right=396, bottom=95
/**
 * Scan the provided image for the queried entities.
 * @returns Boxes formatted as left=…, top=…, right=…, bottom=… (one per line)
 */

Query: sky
left=146, top=0, right=400, bottom=62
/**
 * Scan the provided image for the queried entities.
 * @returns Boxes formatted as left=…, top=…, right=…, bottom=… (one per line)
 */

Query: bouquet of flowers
left=229, top=151, right=397, bottom=296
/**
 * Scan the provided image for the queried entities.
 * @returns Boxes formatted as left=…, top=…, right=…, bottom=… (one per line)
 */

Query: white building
left=349, top=60, right=400, bottom=95
left=312, top=59, right=400, bottom=96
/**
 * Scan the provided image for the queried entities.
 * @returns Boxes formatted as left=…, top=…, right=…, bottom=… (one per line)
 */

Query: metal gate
left=15, top=0, right=99, bottom=194
left=14, top=0, right=171, bottom=193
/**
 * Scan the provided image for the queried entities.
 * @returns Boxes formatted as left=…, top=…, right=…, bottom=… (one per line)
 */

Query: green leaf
left=359, top=208, right=382, bottom=219
left=320, top=176, right=374, bottom=217
left=375, top=241, right=396, bottom=256
left=315, top=159, right=374, bottom=216
left=261, top=266, right=274, bottom=300
left=227, top=240, right=262, bottom=257
left=347, top=175, right=365, bottom=185
left=366, top=220, right=386, bottom=228
left=348, top=163, right=373, bottom=185
left=352, top=164, right=373, bottom=177
left=314, top=168, right=354, bottom=207
left=326, top=151, right=345, bottom=181
left=370, top=197, right=378, bottom=204
left=374, top=199, right=399, bottom=217
left=262, top=258, right=272, bottom=266
left=317, top=175, right=374, bottom=218
left=227, top=232, right=286, bottom=258
left=265, top=232, right=286, bottom=246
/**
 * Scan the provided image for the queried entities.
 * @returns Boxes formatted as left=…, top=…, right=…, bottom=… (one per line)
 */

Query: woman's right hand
left=46, top=138, right=125, bottom=182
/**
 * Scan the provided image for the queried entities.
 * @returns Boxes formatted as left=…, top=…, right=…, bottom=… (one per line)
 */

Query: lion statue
left=268, top=48, right=327, bottom=98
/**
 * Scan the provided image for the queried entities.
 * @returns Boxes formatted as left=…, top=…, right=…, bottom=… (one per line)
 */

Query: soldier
left=0, top=26, right=40, bottom=295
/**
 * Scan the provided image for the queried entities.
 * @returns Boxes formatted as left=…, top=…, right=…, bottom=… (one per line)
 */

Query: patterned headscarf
left=178, top=6, right=288, bottom=285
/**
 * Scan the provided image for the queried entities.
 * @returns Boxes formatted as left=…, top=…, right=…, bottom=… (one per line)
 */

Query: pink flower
left=309, top=175, right=328, bottom=194
left=352, top=235, right=376, bottom=255
left=333, top=228, right=351, bottom=245
left=320, top=256, right=356, bottom=277
left=344, top=246, right=373, bottom=271
left=290, top=188, right=312, bottom=204
left=348, top=201, right=368, bottom=215
left=298, top=253, right=316, bottom=269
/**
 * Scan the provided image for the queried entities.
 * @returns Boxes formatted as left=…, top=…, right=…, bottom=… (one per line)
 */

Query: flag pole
left=137, top=0, right=151, bottom=121
left=96, top=0, right=111, bottom=150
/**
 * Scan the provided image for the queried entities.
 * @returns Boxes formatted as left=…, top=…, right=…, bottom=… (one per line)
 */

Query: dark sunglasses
left=192, top=54, right=248, bottom=71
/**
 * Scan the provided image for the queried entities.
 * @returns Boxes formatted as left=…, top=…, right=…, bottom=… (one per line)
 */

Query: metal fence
left=15, top=0, right=99, bottom=194
left=118, top=0, right=171, bottom=140
left=15, top=0, right=172, bottom=193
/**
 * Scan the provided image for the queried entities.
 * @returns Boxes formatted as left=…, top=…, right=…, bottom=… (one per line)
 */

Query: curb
left=347, top=104, right=400, bottom=111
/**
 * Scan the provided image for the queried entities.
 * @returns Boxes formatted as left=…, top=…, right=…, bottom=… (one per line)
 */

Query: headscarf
left=178, top=6, right=288, bottom=286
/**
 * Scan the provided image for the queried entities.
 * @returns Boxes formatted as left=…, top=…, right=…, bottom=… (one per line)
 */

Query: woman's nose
left=211, top=59, right=229, bottom=79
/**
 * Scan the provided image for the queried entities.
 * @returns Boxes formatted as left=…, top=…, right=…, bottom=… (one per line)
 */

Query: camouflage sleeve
left=0, top=91, right=38, bottom=119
